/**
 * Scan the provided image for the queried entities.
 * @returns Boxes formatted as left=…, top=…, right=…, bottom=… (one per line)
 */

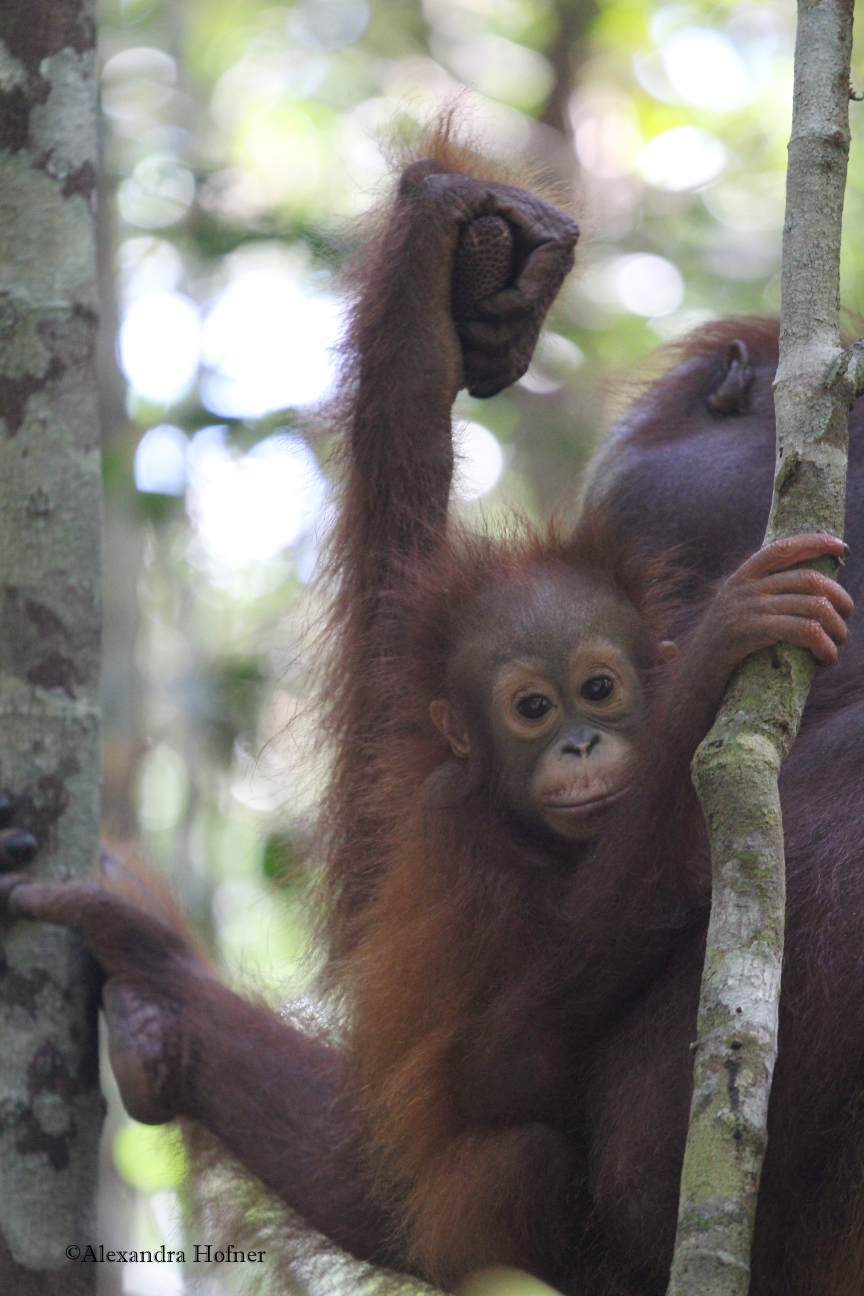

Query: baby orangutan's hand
left=0, top=848, right=214, bottom=1125
left=685, top=533, right=853, bottom=719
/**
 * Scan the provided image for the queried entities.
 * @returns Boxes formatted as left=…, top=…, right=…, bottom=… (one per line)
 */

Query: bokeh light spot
left=573, top=100, right=642, bottom=180
left=101, top=47, right=177, bottom=123
left=453, top=422, right=504, bottom=501
left=138, top=743, right=190, bottom=832
left=119, top=291, right=201, bottom=404
left=290, top=0, right=370, bottom=50
left=639, top=126, right=726, bottom=192
left=119, top=154, right=195, bottom=229
left=187, top=430, right=327, bottom=569
left=200, top=270, right=341, bottom=417
left=134, top=424, right=189, bottom=495
left=615, top=255, right=684, bottom=317
left=662, top=28, right=749, bottom=111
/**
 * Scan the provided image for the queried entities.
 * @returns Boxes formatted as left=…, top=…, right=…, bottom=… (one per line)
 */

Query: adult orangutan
left=0, top=131, right=861, bottom=1296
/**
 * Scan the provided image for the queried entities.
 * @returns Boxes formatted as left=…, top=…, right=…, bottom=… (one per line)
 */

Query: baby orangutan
left=0, top=129, right=858, bottom=1296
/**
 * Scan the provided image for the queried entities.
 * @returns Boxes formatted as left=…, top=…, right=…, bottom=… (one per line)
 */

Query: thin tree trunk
left=666, top=5, right=862, bottom=1293
left=539, top=0, right=597, bottom=138
left=0, top=1, right=103, bottom=1290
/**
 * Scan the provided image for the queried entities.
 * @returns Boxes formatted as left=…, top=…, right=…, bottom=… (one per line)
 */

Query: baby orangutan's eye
left=515, top=694, right=553, bottom=721
left=581, top=676, right=614, bottom=703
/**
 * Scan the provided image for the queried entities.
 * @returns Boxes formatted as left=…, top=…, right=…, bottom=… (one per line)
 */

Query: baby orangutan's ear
left=430, top=700, right=471, bottom=758
left=659, top=640, right=678, bottom=663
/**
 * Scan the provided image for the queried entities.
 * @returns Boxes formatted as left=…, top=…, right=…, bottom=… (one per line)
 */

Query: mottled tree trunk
left=0, top=0, right=104, bottom=1290
left=666, top=5, right=861, bottom=1294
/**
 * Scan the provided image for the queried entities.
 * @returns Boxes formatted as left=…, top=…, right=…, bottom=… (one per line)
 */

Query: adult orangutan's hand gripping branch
left=0, top=126, right=862, bottom=1296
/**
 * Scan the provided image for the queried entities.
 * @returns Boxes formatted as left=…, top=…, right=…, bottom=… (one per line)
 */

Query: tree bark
left=666, top=5, right=860, bottom=1293
left=0, top=0, right=104, bottom=1289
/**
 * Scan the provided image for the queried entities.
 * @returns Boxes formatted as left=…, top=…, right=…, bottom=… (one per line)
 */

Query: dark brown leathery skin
left=451, top=215, right=515, bottom=317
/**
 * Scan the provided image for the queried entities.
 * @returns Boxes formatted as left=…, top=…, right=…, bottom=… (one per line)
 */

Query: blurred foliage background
left=92, top=0, right=864, bottom=1288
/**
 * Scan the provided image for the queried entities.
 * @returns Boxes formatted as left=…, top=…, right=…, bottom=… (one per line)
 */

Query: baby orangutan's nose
left=561, top=729, right=601, bottom=759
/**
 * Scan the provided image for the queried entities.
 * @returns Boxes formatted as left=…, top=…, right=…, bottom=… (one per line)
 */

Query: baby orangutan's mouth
left=542, top=785, right=629, bottom=813
left=540, top=786, right=629, bottom=840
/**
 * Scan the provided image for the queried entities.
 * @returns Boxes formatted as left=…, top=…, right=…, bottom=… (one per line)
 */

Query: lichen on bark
left=666, top=3, right=860, bottom=1293
left=0, top=0, right=103, bottom=1287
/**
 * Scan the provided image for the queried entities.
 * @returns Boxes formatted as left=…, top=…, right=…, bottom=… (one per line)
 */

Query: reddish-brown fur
left=298, top=138, right=852, bottom=1291
left=299, top=178, right=864, bottom=1290
left=2, top=136, right=864, bottom=1296
left=322, top=524, right=699, bottom=1287
left=315, top=115, right=570, bottom=950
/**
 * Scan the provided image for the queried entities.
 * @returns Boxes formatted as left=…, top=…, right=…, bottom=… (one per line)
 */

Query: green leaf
left=113, top=1120, right=188, bottom=1191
